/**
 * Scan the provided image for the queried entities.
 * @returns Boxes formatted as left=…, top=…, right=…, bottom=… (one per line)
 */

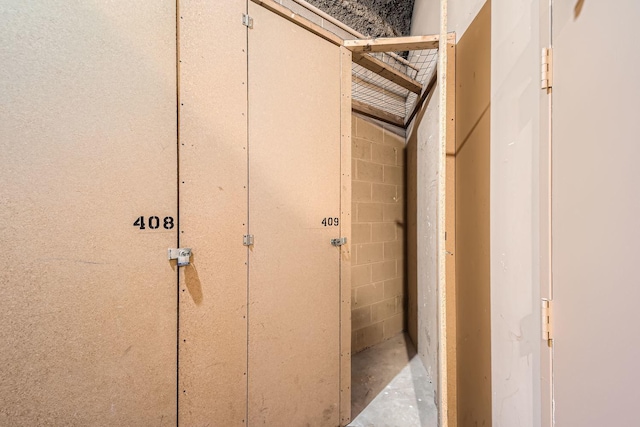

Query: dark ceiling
left=306, top=0, right=415, bottom=38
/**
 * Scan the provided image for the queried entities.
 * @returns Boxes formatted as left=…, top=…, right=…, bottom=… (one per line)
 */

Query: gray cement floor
left=349, top=333, right=438, bottom=427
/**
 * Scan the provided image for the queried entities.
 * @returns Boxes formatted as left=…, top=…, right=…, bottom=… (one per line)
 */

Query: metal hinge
left=331, top=237, right=347, bottom=247
left=541, top=47, right=553, bottom=89
left=242, top=14, right=253, bottom=29
left=243, top=234, right=254, bottom=246
left=168, top=248, right=192, bottom=267
left=542, top=298, right=553, bottom=343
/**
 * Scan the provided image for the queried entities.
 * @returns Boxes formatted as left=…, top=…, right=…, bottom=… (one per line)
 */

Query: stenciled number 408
left=133, top=216, right=174, bottom=230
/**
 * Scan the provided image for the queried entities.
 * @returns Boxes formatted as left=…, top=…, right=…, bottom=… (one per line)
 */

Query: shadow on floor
left=351, top=333, right=416, bottom=417
left=349, top=332, right=437, bottom=427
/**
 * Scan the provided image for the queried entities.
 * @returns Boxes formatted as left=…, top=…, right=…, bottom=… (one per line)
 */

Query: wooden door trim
left=339, top=46, right=353, bottom=427
left=438, top=0, right=449, bottom=425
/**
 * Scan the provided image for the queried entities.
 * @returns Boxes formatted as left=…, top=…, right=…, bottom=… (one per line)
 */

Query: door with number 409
left=246, top=3, right=347, bottom=426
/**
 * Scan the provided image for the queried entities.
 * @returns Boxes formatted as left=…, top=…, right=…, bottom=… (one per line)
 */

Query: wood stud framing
left=438, top=0, right=449, bottom=425
left=352, top=100, right=405, bottom=127
left=344, top=35, right=440, bottom=53
left=352, top=52, right=423, bottom=95
left=339, top=46, right=352, bottom=426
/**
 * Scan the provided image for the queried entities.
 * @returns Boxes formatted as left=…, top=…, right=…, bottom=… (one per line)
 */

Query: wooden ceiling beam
left=352, top=100, right=405, bottom=128
left=344, top=35, right=440, bottom=53
left=353, top=53, right=422, bottom=94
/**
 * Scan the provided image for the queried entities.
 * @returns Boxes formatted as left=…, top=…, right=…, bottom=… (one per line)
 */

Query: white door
left=552, top=1, right=640, bottom=425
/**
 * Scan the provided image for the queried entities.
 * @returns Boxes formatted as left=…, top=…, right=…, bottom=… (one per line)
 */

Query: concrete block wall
left=351, top=115, right=406, bottom=353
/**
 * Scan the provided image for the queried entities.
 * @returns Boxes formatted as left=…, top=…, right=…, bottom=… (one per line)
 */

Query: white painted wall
left=408, top=87, right=441, bottom=386
left=490, top=1, right=543, bottom=425
left=552, top=1, right=640, bottom=425
left=411, top=0, right=545, bottom=426
left=412, top=0, right=487, bottom=37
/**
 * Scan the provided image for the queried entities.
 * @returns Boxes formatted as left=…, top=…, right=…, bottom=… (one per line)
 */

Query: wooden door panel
left=248, top=3, right=343, bottom=426
left=177, top=1, right=249, bottom=424
left=0, top=1, right=178, bottom=424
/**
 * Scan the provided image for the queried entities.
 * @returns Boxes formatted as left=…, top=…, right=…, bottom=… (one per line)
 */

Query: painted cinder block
left=357, top=203, right=383, bottom=222
left=354, top=282, right=384, bottom=307
left=396, top=259, right=406, bottom=279
left=351, top=223, right=371, bottom=244
left=383, top=313, right=404, bottom=339
left=383, top=128, right=405, bottom=148
left=394, top=185, right=405, bottom=203
left=351, top=306, right=372, bottom=330
left=384, top=240, right=403, bottom=260
left=355, top=117, right=383, bottom=142
left=350, top=115, right=408, bottom=352
left=356, top=242, right=384, bottom=265
left=352, top=181, right=372, bottom=202
left=371, top=260, right=396, bottom=282
left=357, top=159, right=383, bottom=183
left=383, top=277, right=403, bottom=299
left=383, top=164, right=403, bottom=185
left=371, top=297, right=399, bottom=323
left=371, top=183, right=397, bottom=203
left=371, top=143, right=397, bottom=165
left=382, top=203, right=403, bottom=222
left=396, top=146, right=406, bottom=166
left=351, top=264, right=372, bottom=287
left=394, top=222, right=404, bottom=240
left=352, top=138, right=372, bottom=160
left=371, top=222, right=397, bottom=242
left=354, top=321, right=384, bottom=352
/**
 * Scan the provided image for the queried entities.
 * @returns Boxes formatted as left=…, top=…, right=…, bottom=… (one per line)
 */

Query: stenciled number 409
left=322, top=217, right=339, bottom=227
left=133, top=216, right=174, bottom=230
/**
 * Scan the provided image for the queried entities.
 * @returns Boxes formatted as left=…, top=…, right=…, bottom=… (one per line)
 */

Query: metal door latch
left=331, top=237, right=347, bottom=247
left=168, top=248, right=192, bottom=266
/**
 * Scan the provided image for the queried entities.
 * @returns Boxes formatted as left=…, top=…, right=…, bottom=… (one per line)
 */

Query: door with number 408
left=0, top=1, right=179, bottom=424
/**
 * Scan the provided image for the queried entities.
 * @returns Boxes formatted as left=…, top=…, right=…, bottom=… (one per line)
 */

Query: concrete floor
left=349, top=333, right=437, bottom=427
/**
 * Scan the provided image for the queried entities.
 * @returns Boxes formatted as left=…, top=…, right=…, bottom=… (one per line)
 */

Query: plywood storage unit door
left=177, top=0, right=249, bottom=425
left=552, top=1, right=640, bottom=425
left=0, top=1, right=178, bottom=424
left=247, top=3, right=348, bottom=426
